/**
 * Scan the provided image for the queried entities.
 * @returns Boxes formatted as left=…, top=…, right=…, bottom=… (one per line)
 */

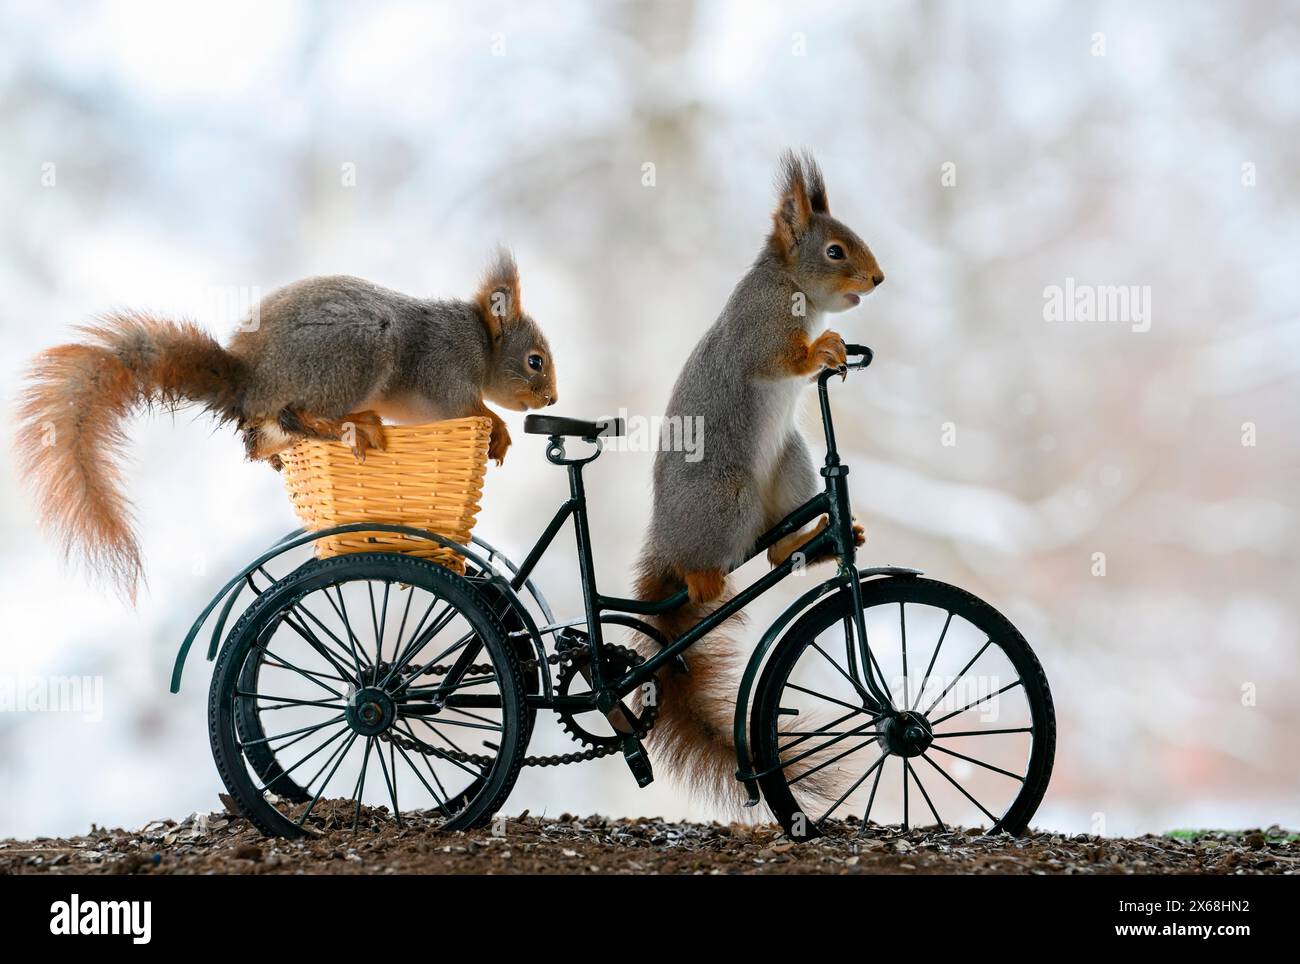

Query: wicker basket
left=279, top=416, right=492, bottom=573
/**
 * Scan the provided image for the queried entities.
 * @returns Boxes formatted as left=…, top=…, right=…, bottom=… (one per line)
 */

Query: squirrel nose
left=548, top=394, right=558, bottom=406
left=871, top=273, right=885, bottom=287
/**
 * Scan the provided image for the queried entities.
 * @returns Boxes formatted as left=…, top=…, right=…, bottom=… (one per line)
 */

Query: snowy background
left=1, top=0, right=1297, bottom=838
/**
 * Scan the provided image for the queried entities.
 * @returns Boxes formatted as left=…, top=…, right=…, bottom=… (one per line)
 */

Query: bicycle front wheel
left=751, top=576, right=1055, bottom=839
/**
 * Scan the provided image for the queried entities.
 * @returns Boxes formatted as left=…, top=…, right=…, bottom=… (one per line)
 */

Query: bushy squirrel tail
left=15, top=311, right=245, bottom=599
left=634, top=564, right=749, bottom=810
left=634, top=561, right=851, bottom=814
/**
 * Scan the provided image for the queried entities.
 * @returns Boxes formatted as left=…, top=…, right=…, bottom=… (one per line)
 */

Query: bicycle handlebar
left=817, top=343, right=874, bottom=390
left=843, top=343, right=874, bottom=370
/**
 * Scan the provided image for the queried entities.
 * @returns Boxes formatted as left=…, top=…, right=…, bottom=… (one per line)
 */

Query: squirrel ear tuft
left=771, top=149, right=814, bottom=257
left=475, top=248, right=522, bottom=341
left=802, top=150, right=829, bottom=214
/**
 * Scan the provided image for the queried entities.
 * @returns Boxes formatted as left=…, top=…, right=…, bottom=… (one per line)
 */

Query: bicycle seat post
left=545, top=433, right=608, bottom=693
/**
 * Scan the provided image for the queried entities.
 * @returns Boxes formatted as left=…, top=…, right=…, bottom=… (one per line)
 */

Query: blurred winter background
left=1, top=0, right=1297, bottom=839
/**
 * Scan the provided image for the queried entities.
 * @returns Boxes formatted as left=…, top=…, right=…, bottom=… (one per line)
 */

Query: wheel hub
left=879, top=710, right=933, bottom=757
left=346, top=686, right=396, bottom=736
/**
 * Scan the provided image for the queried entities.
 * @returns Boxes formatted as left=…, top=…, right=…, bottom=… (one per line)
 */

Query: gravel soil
left=2, top=801, right=1296, bottom=875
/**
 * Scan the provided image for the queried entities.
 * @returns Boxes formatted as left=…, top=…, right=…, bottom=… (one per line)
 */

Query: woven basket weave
left=279, top=416, right=492, bottom=573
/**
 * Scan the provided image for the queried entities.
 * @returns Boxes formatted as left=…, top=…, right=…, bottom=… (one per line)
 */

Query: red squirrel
left=635, top=152, right=884, bottom=804
left=16, top=250, right=557, bottom=598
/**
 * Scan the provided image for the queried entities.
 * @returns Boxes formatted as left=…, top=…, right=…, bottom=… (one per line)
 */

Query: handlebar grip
left=844, top=344, right=874, bottom=369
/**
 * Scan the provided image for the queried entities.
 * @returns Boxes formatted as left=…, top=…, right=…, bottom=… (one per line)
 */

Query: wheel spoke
left=777, top=707, right=869, bottom=755
left=397, top=710, right=502, bottom=732
left=905, top=758, right=945, bottom=830
left=920, top=752, right=998, bottom=824
left=818, top=751, right=886, bottom=823
left=931, top=726, right=1032, bottom=738
left=922, top=637, right=994, bottom=717
left=779, top=718, right=880, bottom=774
left=439, top=703, right=505, bottom=728
left=236, top=691, right=344, bottom=710
left=367, top=581, right=381, bottom=661
left=900, top=602, right=909, bottom=709
left=297, top=731, right=359, bottom=828
left=428, top=636, right=486, bottom=702
left=402, top=673, right=500, bottom=697
left=902, top=750, right=909, bottom=830
left=391, top=584, right=417, bottom=669
left=255, top=724, right=349, bottom=794
left=351, top=737, right=375, bottom=830
left=326, top=585, right=372, bottom=674
left=374, top=735, right=402, bottom=827
left=382, top=599, right=459, bottom=687
left=810, top=638, right=870, bottom=705
left=929, top=678, right=1024, bottom=728
left=862, top=750, right=886, bottom=829
left=910, top=611, right=953, bottom=713
left=393, top=631, right=477, bottom=693
left=394, top=720, right=486, bottom=780
left=241, top=713, right=347, bottom=750
left=277, top=604, right=363, bottom=685
left=787, top=736, right=878, bottom=787
left=389, top=736, right=452, bottom=817
left=785, top=681, right=869, bottom=714
left=929, top=743, right=1025, bottom=781
left=259, top=654, right=349, bottom=694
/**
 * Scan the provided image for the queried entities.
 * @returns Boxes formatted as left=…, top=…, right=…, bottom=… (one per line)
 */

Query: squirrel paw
left=488, top=421, right=512, bottom=465
left=810, top=329, right=848, bottom=373
left=342, top=412, right=386, bottom=463
left=768, top=516, right=831, bottom=567
left=852, top=518, right=866, bottom=547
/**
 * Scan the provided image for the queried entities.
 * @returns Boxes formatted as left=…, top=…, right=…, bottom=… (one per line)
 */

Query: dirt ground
left=2, top=801, right=1295, bottom=875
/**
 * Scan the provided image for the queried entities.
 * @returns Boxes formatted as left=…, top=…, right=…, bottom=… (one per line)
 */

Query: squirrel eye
left=527, top=354, right=545, bottom=372
left=826, top=244, right=846, bottom=261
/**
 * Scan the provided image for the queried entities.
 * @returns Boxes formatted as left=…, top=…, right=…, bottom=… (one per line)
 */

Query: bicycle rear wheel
left=209, top=552, right=529, bottom=836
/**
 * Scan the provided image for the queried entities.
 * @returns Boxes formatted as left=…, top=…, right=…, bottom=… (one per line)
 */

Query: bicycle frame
left=508, top=344, right=898, bottom=720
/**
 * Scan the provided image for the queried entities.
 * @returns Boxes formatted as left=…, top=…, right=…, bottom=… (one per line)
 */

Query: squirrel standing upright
left=16, top=250, right=558, bottom=597
left=636, top=151, right=884, bottom=804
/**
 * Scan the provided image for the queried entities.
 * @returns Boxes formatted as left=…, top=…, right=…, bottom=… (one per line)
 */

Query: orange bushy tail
left=15, top=311, right=245, bottom=598
left=634, top=565, right=749, bottom=809
left=634, top=563, right=853, bottom=813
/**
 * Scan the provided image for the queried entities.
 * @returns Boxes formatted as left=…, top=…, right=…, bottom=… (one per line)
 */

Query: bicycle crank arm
left=576, top=662, right=639, bottom=736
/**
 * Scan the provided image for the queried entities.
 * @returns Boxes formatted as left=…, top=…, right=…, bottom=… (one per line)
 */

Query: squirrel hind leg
left=244, top=419, right=298, bottom=464
left=681, top=568, right=727, bottom=604
left=278, top=407, right=385, bottom=462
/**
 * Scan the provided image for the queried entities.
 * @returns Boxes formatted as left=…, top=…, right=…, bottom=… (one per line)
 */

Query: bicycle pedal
left=621, top=736, right=654, bottom=788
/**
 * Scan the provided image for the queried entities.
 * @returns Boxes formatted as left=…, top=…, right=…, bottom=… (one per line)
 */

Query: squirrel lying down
left=16, top=250, right=557, bottom=597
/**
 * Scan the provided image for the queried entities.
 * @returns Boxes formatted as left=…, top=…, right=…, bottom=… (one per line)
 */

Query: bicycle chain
left=378, top=642, right=660, bottom=769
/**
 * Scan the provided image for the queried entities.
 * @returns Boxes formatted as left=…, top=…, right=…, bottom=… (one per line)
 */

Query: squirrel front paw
left=810, top=329, right=848, bottom=372
left=488, top=419, right=511, bottom=465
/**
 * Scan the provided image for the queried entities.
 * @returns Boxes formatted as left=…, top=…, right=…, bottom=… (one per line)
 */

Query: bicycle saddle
left=524, top=415, right=625, bottom=438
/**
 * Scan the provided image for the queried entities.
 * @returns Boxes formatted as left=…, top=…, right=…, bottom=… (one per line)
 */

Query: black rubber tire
left=232, top=559, right=541, bottom=811
left=751, top=576, right=1055, bottom=840
left=208, top=552, right=529, bottom=837
left=235, top=648, right=313, bottom=803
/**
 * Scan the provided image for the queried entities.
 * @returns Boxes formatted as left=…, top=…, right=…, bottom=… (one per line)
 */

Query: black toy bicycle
left=173, top=344, right=1055, bottom=839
